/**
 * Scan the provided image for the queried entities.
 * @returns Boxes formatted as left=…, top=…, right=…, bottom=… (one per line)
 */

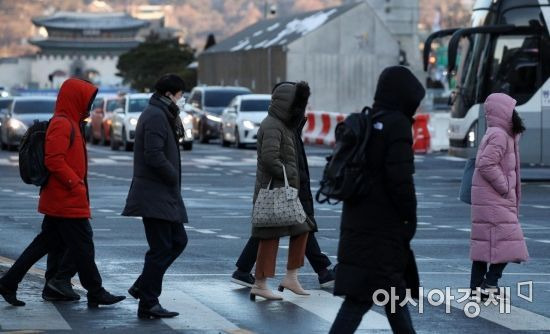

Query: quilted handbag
left=251, top=165, right=307, bottom=227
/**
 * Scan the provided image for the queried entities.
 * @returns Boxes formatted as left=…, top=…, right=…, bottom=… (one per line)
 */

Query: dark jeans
left=0, top=216, right=77, bottom=292
left=235, top=233, right=332, bottom=274
left=470, top=261, right=507, bottom=288
left=136, top=218, right=187, bottom=308
left=330, top=297, right=416, bottom=334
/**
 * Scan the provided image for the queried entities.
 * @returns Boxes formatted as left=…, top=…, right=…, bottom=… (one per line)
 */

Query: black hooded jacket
left=334, top=66, right=425, bottom=301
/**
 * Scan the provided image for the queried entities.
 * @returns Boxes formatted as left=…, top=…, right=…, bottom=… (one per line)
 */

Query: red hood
left=54, top=78, right=98, bottom=122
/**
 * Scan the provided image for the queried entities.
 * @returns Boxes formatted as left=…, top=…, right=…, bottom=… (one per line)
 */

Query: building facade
left=0, top=12, right=148, bottom=90
left=199, top=1, right=420, bottom=114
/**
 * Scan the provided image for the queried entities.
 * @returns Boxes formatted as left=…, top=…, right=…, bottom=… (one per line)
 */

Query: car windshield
left=128, top=98, right=149, bottom=113
left=107, top=99, right=124, bottom=112
left=240, top=99, right=270, bottom=112
left=205, top=90, right=249, bottom=108
left=0, top=99, right=12, bottom=111
left=13, top=100, right=55, bottom=114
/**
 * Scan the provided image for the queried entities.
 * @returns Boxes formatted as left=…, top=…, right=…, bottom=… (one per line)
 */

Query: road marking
left=535, top=239, right=550, bottom=244
left=93, top=228, right=112, bottom=232
left=194, top=229, right=217, bottom=234
left=317, top=228, right=336, bottom=231
left=160, top=290, right=240, bottom=331
left=436, top=225, right=454, bottom=228
left=436, top=156, right=467, bottom=162
left=108, top=155, right=132, bottom=160
left=417, top=228, right=438, bottom=231
left=98, top=209, right=115, bottom=213
left=280, top=289, right=391, bottom=330
left=432, top=194, right=448, bottom=198
left=444, top=288, right=550, bottom=330
left=418, top=222, right=431, bottom=225
left=0, top=300, right=71, bottom=330
left=457, top=228, right=471, bottom=232
left=218, top=235, right=240, bottom=239
left=531, top=205, right=550, bottom=209
left=2, top=189, right=14, bottom=192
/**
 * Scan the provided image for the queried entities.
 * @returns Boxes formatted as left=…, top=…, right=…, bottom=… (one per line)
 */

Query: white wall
left=0, top=57, right=33, bottom=91
left=366, top=0, right=422, bottom=73
left=286, top=2, right=399, bottom=113
left=31, top=54, right=123, bottom=89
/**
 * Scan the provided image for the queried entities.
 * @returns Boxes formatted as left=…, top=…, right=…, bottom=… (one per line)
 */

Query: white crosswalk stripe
left=445, top=288, right=550, bottom=330
left=160, top=290, right=240, bottom=331
left=280, top=289, right=391, bottom=330
left=0, top=300, right=71, bottom=330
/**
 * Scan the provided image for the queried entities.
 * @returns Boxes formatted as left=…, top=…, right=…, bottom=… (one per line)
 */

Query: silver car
left=0, top=96, right=56, bottom=151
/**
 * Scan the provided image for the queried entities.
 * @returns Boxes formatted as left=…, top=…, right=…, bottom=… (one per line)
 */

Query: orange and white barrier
left=303, top=110, right=450, bottom=153
left=302, top=111, right=346, bottom=146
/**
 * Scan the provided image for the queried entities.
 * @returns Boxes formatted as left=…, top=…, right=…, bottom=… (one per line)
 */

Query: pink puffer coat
left=470, top=93, right=529, bottom=264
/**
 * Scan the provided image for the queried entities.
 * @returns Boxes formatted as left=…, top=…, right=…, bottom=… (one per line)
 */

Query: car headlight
left=467, top=122, right=477, bottom=148
left=242, top=120, right=255, bottom=130
left=129, top=118, right=138, bottom=126
left=8, top=119, right=26, bottom=131
left=206, top=114, right=221, bottom=123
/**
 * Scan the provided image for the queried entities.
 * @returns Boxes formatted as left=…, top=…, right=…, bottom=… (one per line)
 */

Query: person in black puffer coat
left=330, top=66, right=425, bottom=334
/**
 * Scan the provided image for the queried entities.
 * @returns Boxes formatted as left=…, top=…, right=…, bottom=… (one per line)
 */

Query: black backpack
left=19, top=116, right=74, bottom=187
left=315, top=107, right=385, bottom=204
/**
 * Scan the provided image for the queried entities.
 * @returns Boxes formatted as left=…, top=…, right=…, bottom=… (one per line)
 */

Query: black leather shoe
left=42, top=285, right=80, bottom=302
left=0, top=282, right=25, bottom=306
left=138, top=304, right=179, bottom=319
left=231, top=270, right=255, bottom=288
left=128, top=284, right=140, bottom=299
left=87, top=288, right=126, bottom=308
left=318, top=268, right=335, bottom=288
left=47, top=278, right=80, bottom=300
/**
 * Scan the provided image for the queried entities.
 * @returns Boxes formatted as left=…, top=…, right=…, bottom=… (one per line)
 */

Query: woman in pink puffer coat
left=470, top=93, right=529, bottom=294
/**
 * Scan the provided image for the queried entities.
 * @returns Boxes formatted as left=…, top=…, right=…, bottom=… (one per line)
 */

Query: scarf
left=153, top=93, right=185, bottom=140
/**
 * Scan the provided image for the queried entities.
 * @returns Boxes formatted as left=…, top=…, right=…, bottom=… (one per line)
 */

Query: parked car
left=89, top=95, right=122, bottom=145
left=110, top=93, right=151, bottom=151
left=0, top=96, right=56, bottom=151
left=220, top=94, right=270, bottom=148
left=184, top=86, right=252, bottom=143
left=0, top=97, right=14, bottom=146
left=177, top=98, right=194, bottom=151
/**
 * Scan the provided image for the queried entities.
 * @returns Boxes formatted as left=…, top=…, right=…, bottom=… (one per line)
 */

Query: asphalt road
left=0, top=142, right=549, bottom=333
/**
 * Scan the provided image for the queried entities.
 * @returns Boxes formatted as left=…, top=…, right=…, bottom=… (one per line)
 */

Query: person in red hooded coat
left=0, top=78, right=125, bottom=308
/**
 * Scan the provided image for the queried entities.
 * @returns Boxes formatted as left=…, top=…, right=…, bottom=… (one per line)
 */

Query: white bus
left=424, top=0, right=550, bottom=164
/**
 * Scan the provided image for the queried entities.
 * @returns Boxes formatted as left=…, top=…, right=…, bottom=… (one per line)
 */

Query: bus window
left=488, top=35, right=543, bottom=105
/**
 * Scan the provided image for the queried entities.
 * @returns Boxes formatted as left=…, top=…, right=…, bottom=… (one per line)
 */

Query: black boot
left=128, top=284, right=140, bottom=299
left=47, top=278, right=80, bottom=301
left=0, top=282, right=25, bottom=306
left=87, top=288, right=126, bottom=308
left=42, top=285, right=80, bottom=302
left=138, top=303, right=179, bottom=319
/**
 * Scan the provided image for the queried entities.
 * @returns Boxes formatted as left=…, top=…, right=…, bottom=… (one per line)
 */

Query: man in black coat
left=122, top=74, right=188, bottom=319
left=330, top=66, right=424, bottom=334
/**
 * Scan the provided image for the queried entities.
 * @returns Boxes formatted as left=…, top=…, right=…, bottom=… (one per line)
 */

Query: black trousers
left=50, top=216, right=103, bottom=294
left=135, top=218, right=188, bottom=308
left=0, top=216, right=77, bottom=292
left=470, top=261, right=507, bottom=288
left=235, top=233, right=332, bottom=274
left=330, top=297, right=416, bottom=334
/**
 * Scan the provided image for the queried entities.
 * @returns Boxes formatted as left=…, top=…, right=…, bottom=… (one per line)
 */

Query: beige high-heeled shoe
left=278, top=269, right=310, bottom=296
left=250, top=286, right=283, bottom=301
